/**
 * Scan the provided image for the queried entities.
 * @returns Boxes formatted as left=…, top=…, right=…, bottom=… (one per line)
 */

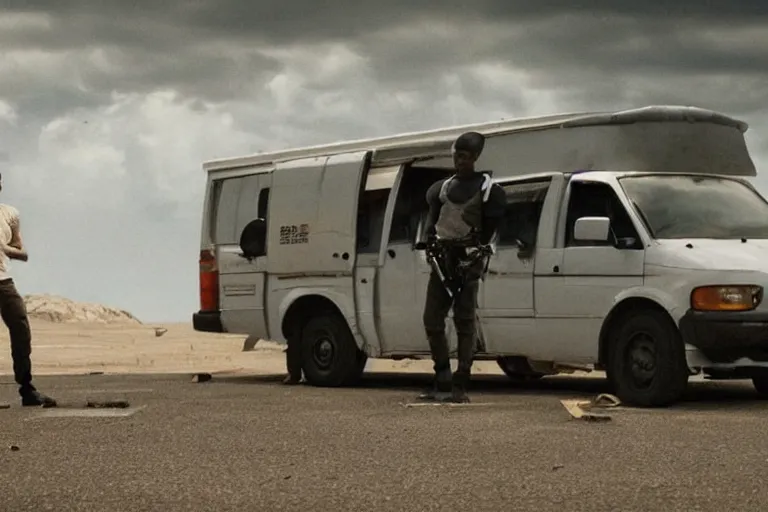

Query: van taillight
left=199, top=249, right=219, bottom=312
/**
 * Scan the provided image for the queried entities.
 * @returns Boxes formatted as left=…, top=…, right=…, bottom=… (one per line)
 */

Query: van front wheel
left=606, top=310, right=689, bottom=407
left=300, top=313, right=363, bottom=387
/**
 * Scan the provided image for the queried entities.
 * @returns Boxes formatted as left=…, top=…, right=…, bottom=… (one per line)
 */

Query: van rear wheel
left=606, top=309, right=689, bottom=407
left=300, top=313, right=364, bottom=387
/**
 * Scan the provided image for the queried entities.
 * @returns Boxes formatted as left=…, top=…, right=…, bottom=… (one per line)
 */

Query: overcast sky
left=2, top=1, right=768, bottom=322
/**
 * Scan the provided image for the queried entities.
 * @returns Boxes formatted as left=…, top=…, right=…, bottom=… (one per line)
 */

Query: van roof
left=202, top=105, right=749, bottom=172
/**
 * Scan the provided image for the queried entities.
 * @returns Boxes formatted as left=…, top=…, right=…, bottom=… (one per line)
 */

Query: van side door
left=535, top=176, right=645, bottom=362
left=265, top=151, right=371, bottom=343
left=215, top=170, right=273, bottom=338
left=376, top=165, right=453, bottom=355
left=480, top=175, right=560, bottom=354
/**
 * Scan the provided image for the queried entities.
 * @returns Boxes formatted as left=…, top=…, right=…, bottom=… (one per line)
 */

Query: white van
left=193, top=105, right=768, bottom=407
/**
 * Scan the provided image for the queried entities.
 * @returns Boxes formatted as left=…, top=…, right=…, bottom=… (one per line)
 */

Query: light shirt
left=0, top=203, right=20, bottom=281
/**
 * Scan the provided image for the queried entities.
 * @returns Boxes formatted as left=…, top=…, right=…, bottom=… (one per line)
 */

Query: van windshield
left=618, top=175, right=768, bottom=239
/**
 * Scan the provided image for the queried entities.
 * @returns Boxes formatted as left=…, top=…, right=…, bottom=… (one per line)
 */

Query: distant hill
left=23, top=294, right=142, bottom=325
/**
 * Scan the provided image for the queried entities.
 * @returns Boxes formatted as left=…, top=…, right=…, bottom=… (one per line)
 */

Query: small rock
left=154, top=327, right=168, bottom=337
left=9, top=445, right=19, bottom=452
left=192, top=373, right=212, bottom=383
left=552, top=464, right=564, bottom=471
left=0, top=403, right=10, bottom=409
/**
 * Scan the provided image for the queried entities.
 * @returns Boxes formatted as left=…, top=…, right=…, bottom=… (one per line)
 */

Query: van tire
left=606, top=309, right=688, bottom=407
left=300, top=313, right=363, bottom=387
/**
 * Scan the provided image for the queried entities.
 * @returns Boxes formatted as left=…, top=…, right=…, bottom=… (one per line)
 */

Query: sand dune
left=24, top=294, right=141, bottom=325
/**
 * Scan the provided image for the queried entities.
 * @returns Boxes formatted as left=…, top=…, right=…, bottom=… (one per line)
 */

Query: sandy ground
left=0, top=319, right=519, bottom=378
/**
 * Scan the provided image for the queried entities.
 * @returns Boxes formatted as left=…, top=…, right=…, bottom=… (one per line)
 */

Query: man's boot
left=419, top=330, right=452, bottom=400
left=450, top=329, right=476, bottom=403
left=20, top=385, right=57, bottom=407
left=419, top=366, right=452, bottom=401
left=282, top=374, right=301, bottom=385
left=450, top=372, right=470, bottom=403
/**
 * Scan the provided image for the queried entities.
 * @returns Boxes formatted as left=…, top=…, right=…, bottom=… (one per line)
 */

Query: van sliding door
left=267, top=151, right=371, bottom=275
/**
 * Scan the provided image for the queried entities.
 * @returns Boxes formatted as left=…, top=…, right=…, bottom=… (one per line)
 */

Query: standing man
left=420, top=132, right=507, bottom=403
left=0, top=174, right=57, bottom=407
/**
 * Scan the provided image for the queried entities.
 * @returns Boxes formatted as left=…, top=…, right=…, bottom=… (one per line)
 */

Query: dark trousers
left=0, top=279, right=33, bottom=392
left=422, top=261, right=483, bottom=386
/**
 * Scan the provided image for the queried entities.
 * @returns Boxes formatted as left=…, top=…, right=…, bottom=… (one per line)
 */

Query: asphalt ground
left=1, top=371, right=767, bottom=512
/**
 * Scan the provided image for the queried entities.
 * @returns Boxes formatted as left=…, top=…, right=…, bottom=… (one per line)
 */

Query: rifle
left=415, top=237, right=494, bottom=298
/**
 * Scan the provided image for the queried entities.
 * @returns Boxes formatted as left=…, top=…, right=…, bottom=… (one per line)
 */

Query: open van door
left=215, top=170, right=273, bottom=338
left=266, top=151, right=371, bottom=275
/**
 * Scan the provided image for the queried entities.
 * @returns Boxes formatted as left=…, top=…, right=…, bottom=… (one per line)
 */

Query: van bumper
left=192, top=310, right=224, bottom=333
left=679, top=309, right=768, bottom=363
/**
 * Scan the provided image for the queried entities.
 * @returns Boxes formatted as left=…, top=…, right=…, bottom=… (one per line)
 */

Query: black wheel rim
left=624, top=331, right=657, bottom=390
left=311, top=330, right=335, bottom=370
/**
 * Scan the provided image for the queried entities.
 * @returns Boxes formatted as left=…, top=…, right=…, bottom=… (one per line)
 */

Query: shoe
left=418, top=368, right=452, bottom=401
left=418, top=386, right=451, bottom=401
left=21, top=390, right=57, bottom=408
left=282, top=375, right=302, bottom=385
left=449, top=384, right=470, bottom=404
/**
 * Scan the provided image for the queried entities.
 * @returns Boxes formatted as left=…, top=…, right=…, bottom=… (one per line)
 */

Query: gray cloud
left=3, top=2, right=768, bottom=106
left=2, top=0, right=768, bottom=321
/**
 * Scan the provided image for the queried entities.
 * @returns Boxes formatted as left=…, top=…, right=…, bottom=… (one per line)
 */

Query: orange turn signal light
left=691, top=285, right=762, bottom=312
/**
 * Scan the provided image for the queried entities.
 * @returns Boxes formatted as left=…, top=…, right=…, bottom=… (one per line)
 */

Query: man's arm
left=422, top=180, right=444, bottom=239
left=4, top=217, right=28, bottom=262
left=479, top=183, right=507, bottom=245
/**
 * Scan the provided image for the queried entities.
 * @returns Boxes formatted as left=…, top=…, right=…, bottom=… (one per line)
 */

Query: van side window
left=213, top=177, right=243, bottom=245
left=497, top=179, right=551, bottom=248
left=565, top=181, right=639, bottom=247
left=357, top=189, right=390, bottom=253
left=212, top=175, right=271, bottom=251
left=257, top=188, right=270, bottom=219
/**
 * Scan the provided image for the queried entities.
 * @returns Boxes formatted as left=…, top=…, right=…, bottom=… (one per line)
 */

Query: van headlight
left=691, top=285, right=763, bottom=312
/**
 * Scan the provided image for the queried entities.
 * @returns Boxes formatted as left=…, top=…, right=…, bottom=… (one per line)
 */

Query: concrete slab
left=401, top=401, right=499, bottom=408
left=27, top=405, right=146, bottom=419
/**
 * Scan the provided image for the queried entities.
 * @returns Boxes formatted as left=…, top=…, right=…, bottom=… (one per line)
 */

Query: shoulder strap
left=481, top=173, right=493, bottom=203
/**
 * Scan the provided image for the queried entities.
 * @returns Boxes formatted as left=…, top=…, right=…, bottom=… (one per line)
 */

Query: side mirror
left=239, top=218, right=267, bottom=259
left=573, top=216, right=611, bottom=243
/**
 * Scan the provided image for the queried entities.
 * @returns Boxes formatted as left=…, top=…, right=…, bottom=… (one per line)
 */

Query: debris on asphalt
left=242, top=335, right=259, bottom=352
left=86, top=400, right=131, bottom=409
left=560, top=393, right=621, bottom=422
left=9, top=445, right=19, bottom=451
left=591, top=394, right=622, bottom=408
left=192, top=373, right=212, bottom=383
